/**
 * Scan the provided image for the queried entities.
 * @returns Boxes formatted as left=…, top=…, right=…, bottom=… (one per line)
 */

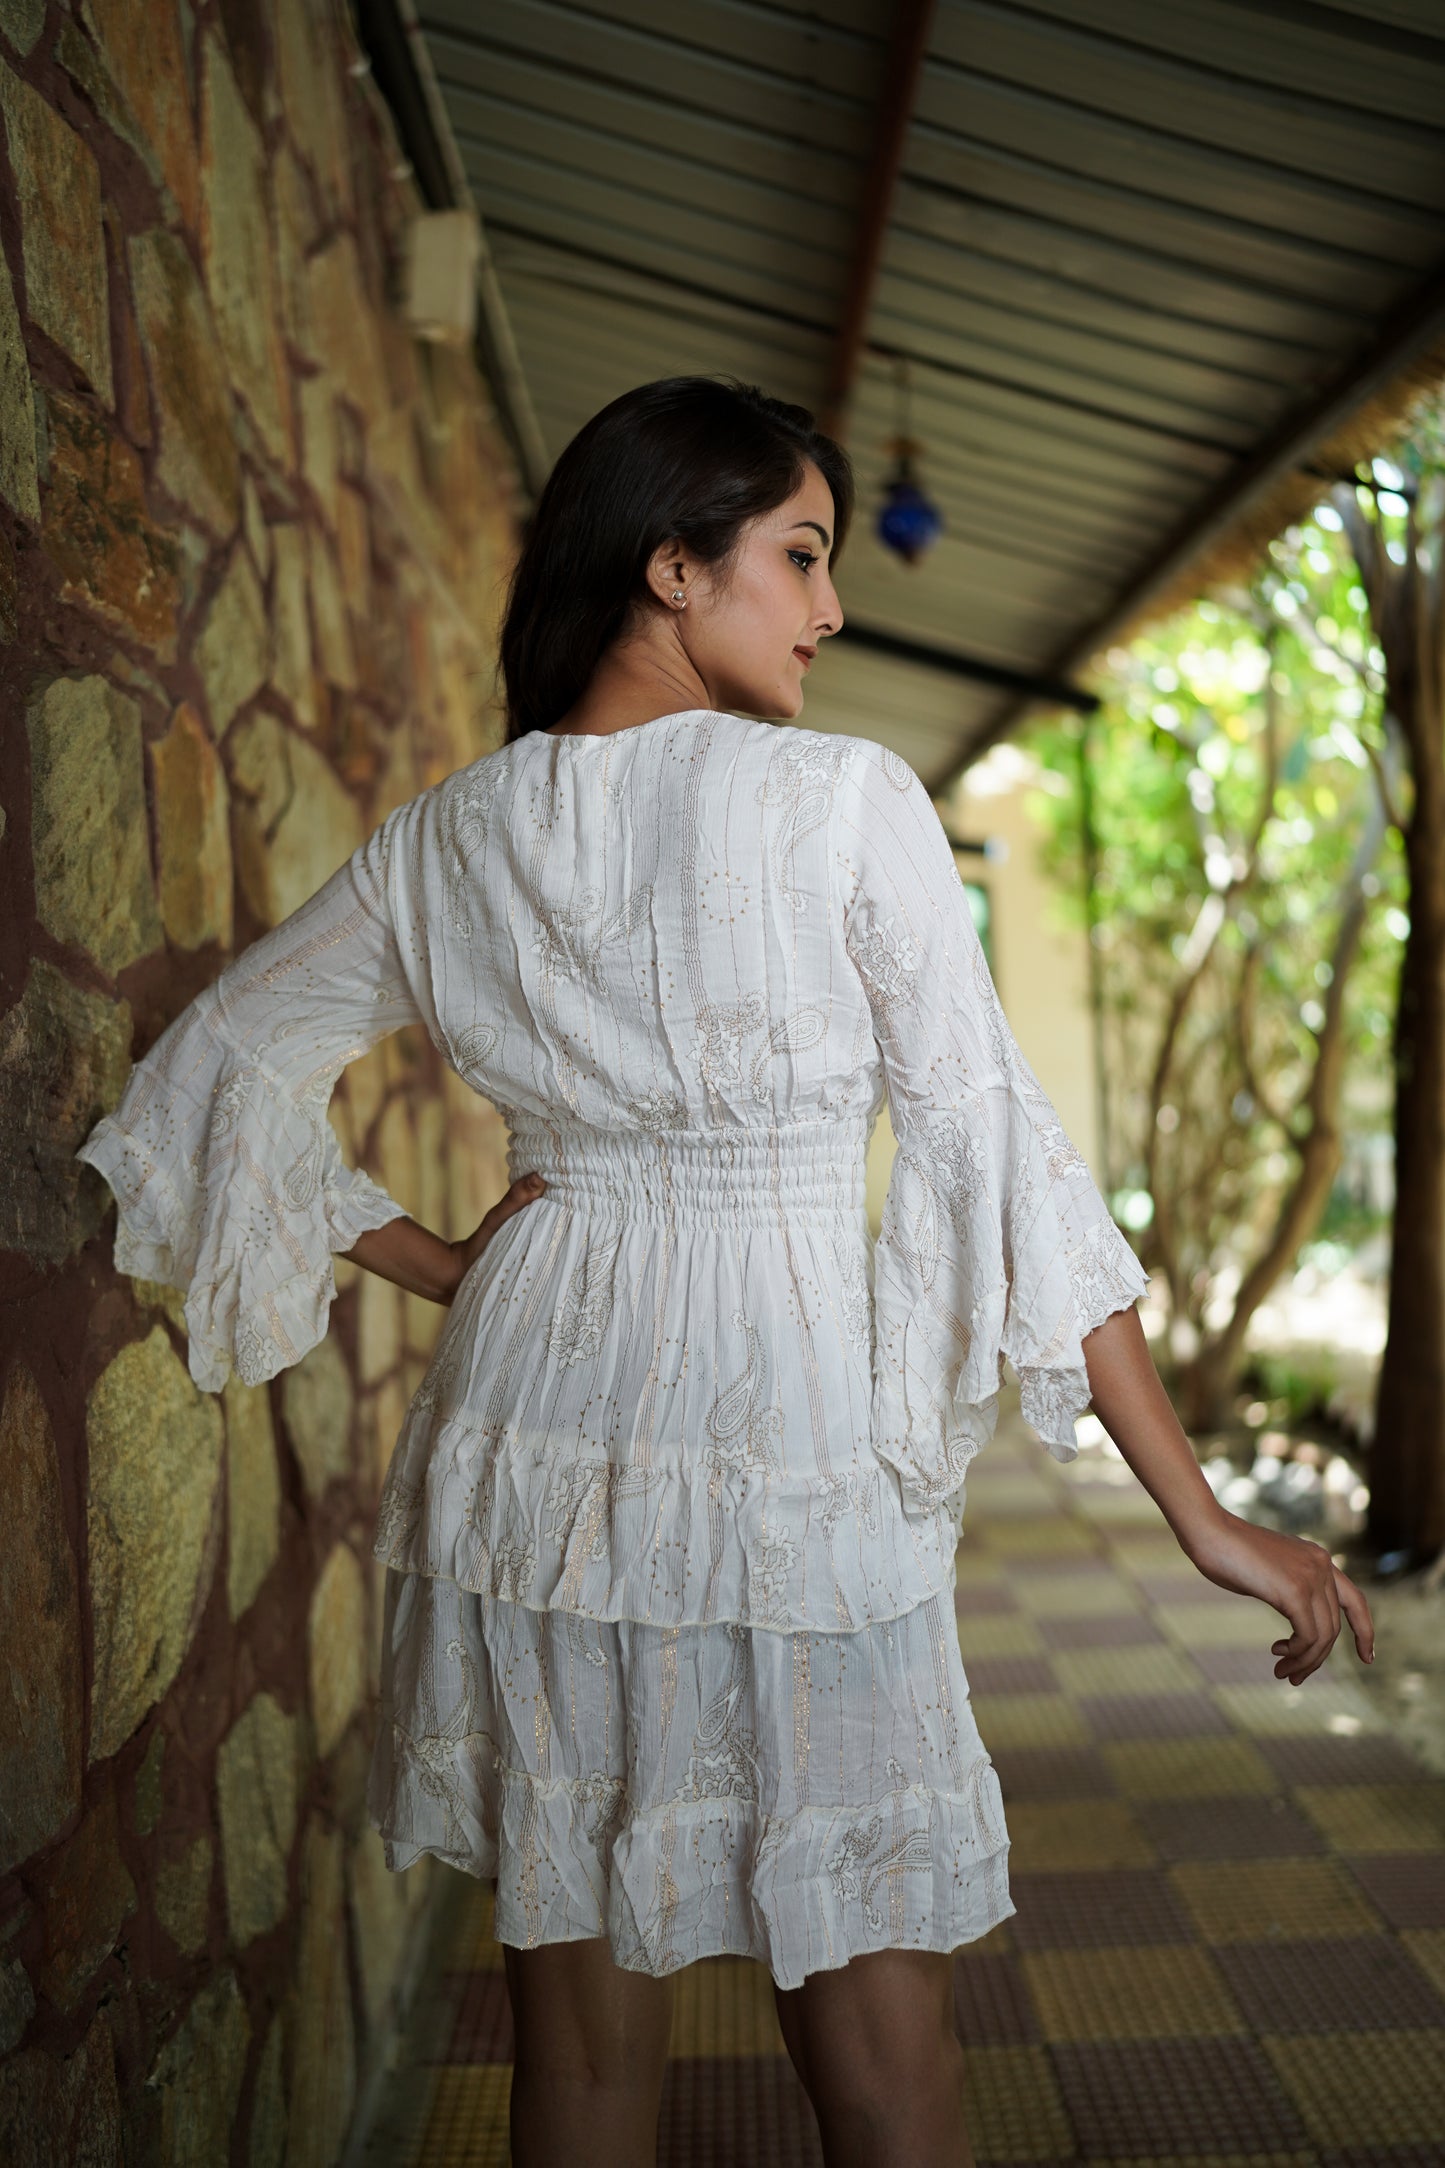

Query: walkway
left=358, top=1407, right=1445, bottom=2165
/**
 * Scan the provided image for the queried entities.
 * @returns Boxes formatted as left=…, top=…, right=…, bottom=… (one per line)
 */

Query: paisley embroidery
left=759, top=733, right=853, bottom=910
left=676, top=1624, right=762, bottom=1803
left=451, top=1020, right=498, bottom=1074
left=532, top=882, right=654, bottom=991
left=624, top=1087, right=689, bottom=1133
left=281, top=1126, right=327, bottom=1210
left=546, top=1217, right=624, bottom=1365
left=543, top=1458, right=663, bottom=1562
left=705, top=1308, right=784, bottom=1481
left=747, top=1006, right=827, bottom=1103
left=209, top=1069, right=254, bottom=1138
left=825, top=1810, right=935, bottom=1934
left=398, top=1625, right=489, bottom=1857
left=830, top=1231, right=873, bottom=1360
left=408, top=760, right=505, bottom=944
left=819, top=1469, right=882, bottom=1544
left=752, top=1530, right=800, bottom=1624
left=696, top=994, right=767, bottom=1098
left=848, top=913, right=920, bottom=1011
left=374, top=1474, right=424, bottom=1564
left=411, top=1317, right=470, bottom=1416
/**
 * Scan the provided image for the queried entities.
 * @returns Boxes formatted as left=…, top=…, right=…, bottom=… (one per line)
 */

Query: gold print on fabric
left=825, top=1810, right=934, bottom=1934
left=696, top=994, right=767, bottom=1099
left=848, top=915, right=920, bottom=1014
left=546, top=1213, right=625, bottom=1365
left=747, top=1006, right=826, bottom=1102
left=624, top=1087, right=690, bottom=1134
left=438, top=766, right=502, bottom=939
left=696, top=1000, right=826, bottom=1109
left=818, top=1469, right=882, bottom=1544
left=401, top=1622, right=491, bottom=1859
left=705, top=1308, right=784, bottom=1480
left=752, top=1531, right=801, bottom=1624
left=759, top=735, right=853, bottom=910
left=532, top=883, right=655, bottom=992
left=829, top=1230, right=873, bottom=1360
left=676, top=1622, right=762, bottom=1803
left=544, top=1458, right=664, bottom=1566
left=449, top=1019, right=499, bottom=1077
left=374, top=1475, right=424, bottom=1564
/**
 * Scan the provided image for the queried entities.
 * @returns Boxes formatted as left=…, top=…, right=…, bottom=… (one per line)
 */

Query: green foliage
left=1243, top=1346, right=1341, bottom=1429
left=1019, top=517, right=1406, bottom=1337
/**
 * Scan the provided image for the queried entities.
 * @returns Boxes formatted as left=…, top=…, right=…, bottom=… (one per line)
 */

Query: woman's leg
left=503, top=1935, right=676, bottom=2168
left=774, top=1948, right=974, bottom=2168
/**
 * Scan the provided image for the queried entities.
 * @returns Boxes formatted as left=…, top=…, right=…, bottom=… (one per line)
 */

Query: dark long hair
left=498, top=376, right=855, bottom=741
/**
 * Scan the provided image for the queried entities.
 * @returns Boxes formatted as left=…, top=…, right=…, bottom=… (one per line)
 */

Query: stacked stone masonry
left=0, top=2, right=522, bottom=2159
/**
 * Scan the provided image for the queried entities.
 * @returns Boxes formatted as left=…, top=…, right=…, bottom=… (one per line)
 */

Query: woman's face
left=656, top=461, right=844, bottom=720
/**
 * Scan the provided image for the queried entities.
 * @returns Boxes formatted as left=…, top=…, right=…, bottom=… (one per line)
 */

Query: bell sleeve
left=74, top=805, right=426, bottom=1394
left=841, top=739, right=1150, bottom=1531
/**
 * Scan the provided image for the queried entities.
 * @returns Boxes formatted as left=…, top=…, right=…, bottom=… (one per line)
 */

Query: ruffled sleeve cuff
left=869, top=1081, right=1150, bottom=1534
left=75, top=1046, right=409, bottom=1394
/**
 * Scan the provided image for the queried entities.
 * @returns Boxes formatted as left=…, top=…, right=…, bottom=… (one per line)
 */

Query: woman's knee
left=786, top=1950, right=962, bottom=2103
left=504, top=1937, right=675, bottom=2088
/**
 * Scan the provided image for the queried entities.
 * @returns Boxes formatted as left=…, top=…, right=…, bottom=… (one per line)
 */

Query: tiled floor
left=359, top=1413, right=1445, bottom=2165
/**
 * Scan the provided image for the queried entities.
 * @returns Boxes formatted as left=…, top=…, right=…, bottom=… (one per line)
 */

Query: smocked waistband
left=504, top=1113, right=869, bottom=1228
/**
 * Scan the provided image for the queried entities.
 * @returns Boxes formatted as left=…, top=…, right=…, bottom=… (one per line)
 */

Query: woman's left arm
left=1080, top=1303, right=1375, bottom=1683
left=342, top=1169, right=547, bottom=1303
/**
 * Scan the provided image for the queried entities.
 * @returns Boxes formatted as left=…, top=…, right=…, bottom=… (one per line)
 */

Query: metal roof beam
left=931, top=243, right=1445, bottom=788
left=820, top=0, right=939, bottom=441
left=834, top=619, right=1099, bottom=713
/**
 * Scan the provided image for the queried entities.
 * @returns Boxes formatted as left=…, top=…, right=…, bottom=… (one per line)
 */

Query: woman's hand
left=1180, top=1510, right=1376, bottom=1685
left=445, top=1170, right=548, bottom=1295
left=1078, top=1308, right=1377, bottom=1689
left=343, top=1171, right=549, bottom=1304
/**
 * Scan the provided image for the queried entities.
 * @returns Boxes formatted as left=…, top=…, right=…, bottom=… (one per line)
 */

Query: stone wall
left=0, top=2, right=520, bottom=2159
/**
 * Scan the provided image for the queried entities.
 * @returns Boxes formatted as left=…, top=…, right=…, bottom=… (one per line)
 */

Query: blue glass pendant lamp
left=874, top=357, right=943, bottom=565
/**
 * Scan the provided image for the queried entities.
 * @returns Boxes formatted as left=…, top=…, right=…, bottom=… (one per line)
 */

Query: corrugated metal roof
left=404, top=0, right=1445, bottom=782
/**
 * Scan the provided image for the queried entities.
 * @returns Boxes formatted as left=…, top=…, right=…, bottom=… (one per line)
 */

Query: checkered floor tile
left=358, top=1409, right=1445, bottom=2165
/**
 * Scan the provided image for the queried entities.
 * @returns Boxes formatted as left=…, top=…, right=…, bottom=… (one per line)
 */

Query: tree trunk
left=1171, top=790, right=1383, bottom=1439
left=1369, top=758, right=1445, bottom=1561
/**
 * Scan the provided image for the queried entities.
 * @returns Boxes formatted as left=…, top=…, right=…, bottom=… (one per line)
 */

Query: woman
left=76, top=376, right=1375, bottom=2168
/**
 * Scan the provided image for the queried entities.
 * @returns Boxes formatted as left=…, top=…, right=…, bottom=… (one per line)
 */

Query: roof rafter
left=820, top=0, right=940, bottom=441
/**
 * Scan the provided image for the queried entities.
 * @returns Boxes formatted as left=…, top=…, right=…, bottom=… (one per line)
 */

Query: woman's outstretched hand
left=1181, top=1510, right=1375, bottom=1685
left=1079, top=1306, right=1376, bottom=1690
left=447, top=1170, right=548, bottom=1293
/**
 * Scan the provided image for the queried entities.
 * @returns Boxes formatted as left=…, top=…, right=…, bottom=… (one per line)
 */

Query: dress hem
left=371, top=1825, right=1017, bottom=1992
left=368, top=1728, right=1016, bottom=1993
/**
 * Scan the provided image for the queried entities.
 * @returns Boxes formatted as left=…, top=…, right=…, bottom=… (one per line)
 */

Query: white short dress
left=75, top=708, right=1148, bottom=1990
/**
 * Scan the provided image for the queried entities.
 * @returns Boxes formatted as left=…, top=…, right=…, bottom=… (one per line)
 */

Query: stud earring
left=671, top=589, right=686, bottom=605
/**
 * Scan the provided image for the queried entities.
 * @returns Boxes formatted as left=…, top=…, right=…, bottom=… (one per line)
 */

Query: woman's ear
left=643, top=536, right=688, bottom=609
